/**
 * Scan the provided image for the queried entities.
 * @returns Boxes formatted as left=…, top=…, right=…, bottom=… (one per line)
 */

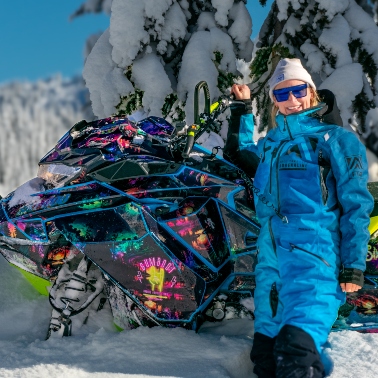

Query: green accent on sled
left=11, top=264, right=50, bottom=296
left=114, top=323, right=124, bottom=332
left=369, top=215, right=378, bottom=236
left=210, top=101, right=220, bottom=114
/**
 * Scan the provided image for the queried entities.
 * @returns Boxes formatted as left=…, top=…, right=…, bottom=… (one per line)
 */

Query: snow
left=109, top=0, right=149, bottom=67
left=1, top=247, right=378, bottom=378
left=276, top=0, right=301, bottom=21
left=83, top=29, right=132, bottom=118
left=8, top=178, right=45, bottom=208
left=317, top=0, right=350, bottom=20
left=84, top=0, right=252, bottom=122
left=319, top=63, right=364, bottom=127
left=300, top=41, right=327, bottom=74
left=318, top=15, right=352, bottom=68
left=132, top=54, right=172, bottom=117
left=211, top=0, right=234, bottom=27
left=157, top=3, right=187, bottom=55
left=345, top=0, right=378, bottom=90
left=228, top=2, right=254, bottom=62
left=283, top=14, right=301, bottom=37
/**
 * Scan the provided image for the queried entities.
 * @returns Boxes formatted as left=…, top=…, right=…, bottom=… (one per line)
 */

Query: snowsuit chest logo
left=278, top=142, right=310, bottom=171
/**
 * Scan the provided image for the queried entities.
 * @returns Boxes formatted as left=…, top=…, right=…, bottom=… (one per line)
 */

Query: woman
left=224, top=58, right=373, bottom=378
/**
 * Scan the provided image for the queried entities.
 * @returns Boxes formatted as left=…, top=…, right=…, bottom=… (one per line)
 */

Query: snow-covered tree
left=71, top=1, right=112, bottom=61
left=70, top=0, right=113, bottom=19
left=0, top=77, right=92, bottom=196
left=250, top=0, right=378, bottom=139
left=83, top=0, right=253, bottom=126
left=356, top=0, right=378, bottom=21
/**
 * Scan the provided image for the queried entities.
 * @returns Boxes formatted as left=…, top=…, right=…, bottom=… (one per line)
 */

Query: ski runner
left=224, top=58, right=373, bottom=377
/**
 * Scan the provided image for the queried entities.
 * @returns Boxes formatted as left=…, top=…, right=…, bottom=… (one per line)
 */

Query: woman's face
left=273, top=79, right=313, bottom=115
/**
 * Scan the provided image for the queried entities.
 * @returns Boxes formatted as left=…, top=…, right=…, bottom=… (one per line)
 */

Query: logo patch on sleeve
left=345, top=155, right=364, bottom=178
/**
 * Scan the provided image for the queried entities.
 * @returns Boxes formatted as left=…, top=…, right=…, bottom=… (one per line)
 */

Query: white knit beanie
left=268, top=58, right=316, bottom=100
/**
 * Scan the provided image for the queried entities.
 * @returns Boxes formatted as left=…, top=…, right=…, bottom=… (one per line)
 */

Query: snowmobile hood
left=39, top=116, right=176, bottom=166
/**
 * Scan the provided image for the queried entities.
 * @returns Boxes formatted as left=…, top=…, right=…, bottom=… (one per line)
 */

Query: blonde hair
left=269, top=87, right=320, bottom=129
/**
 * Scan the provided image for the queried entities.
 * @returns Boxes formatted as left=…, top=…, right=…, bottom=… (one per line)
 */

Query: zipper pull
left=283, top=116, right=287, bottom=131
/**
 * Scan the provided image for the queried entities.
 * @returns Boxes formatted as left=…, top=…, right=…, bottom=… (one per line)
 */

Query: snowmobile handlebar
left=181, top=81, right=210, bottom=159
left=181, top=124, right=198, bottom=159
left=181, top=82, right=246, bottom=159
left=194, top=81, right=211, bottom=125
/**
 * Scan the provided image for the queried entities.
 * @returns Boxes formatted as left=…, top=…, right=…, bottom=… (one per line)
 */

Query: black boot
left=250, top=332, right=276, bottom=378
left=273, top=325, right=325, bottom=378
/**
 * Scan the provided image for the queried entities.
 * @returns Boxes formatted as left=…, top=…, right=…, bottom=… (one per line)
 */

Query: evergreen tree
left=71, top=1, right=112, bottom=60
left=82, top=0, right=253, bottom=125
left=71, top=0, right=113, bottom=19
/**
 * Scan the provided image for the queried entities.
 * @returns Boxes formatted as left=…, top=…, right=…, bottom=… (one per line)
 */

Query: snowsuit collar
left=273, top=103, right=328, bottom=140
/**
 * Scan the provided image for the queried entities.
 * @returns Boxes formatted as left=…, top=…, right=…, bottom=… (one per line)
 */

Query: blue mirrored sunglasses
left=273, top=83, right=308, bottom=102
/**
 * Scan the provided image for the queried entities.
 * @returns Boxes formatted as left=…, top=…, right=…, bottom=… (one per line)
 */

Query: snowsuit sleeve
left=327, top=131, right=374, bottom=271
left=223, top=101, right=260, bottom=177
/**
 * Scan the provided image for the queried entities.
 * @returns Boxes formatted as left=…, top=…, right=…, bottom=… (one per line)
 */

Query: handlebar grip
left=182, top=125, right=197, bottom=159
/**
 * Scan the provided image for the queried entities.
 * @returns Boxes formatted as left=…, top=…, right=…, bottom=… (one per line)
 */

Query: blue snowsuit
left=224, top=103, right=373, bottom=355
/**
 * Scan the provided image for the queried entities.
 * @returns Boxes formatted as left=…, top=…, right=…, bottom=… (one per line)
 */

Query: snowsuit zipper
left=290, top=243, right=330, bottom=267
left=268, top=217, right=277, bottom=255
left=284, top=117, right=293, bottom=140
left=319, top=149, right=330, bottom=205
left=269, top=147, right=278, bottom=193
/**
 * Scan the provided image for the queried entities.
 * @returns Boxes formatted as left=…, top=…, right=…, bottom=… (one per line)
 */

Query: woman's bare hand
left=340, top=283, right=361, bottom=292
left=231, top=84, right=251, bottom=100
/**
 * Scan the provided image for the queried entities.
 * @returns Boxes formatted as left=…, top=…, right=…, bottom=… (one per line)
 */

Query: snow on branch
left=83, top=0, right=253, bottom=125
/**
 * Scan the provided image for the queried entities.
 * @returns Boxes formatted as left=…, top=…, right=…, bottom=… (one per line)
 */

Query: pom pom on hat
left=268, top=58, right=316, bottom=101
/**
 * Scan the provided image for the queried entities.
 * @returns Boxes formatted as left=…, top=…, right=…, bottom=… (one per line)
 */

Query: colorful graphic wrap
left=81, top=235, right=200, bottom=321
left=164, top=199, right=229, bottom=268
left=176, top=167, right=234, bottom=187
left=56, top=205, right=146, bottom=243
left=138, top=116, right=175, bottom=139
left=366, top=238, right=378, bottom=275
left=15, top=220, right=47, bottom=242
left=219, top=204, right=259, bottom=254
left=0, top=221, right=28, bottom=240
left=7, top=182, right=120, bottom=218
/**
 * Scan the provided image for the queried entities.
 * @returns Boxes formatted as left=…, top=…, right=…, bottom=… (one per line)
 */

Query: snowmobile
left=0, top=81, right=377, bottom=337
left=0, top=82, right=258, bottom=337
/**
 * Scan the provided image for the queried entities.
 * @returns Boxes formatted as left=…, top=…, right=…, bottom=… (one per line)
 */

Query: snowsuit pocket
left=269, top=282, right=279, bottom=318
left=270, top=220, right=331, bottom=274
left=289, top=243, right=331, bottom=267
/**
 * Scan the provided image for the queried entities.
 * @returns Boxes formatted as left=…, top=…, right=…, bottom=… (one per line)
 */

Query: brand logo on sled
left=345, top=155, right=364, bottom=179
left=139, top=257, right=176, bottom=274
left=134, top=256, right=180, bottom=306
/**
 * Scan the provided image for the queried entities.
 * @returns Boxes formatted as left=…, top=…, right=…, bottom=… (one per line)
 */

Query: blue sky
left=0, top=0, right=272, bottom=83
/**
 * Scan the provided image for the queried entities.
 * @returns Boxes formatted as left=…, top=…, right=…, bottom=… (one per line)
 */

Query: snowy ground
left=0, top=256, right=377, bottom=378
